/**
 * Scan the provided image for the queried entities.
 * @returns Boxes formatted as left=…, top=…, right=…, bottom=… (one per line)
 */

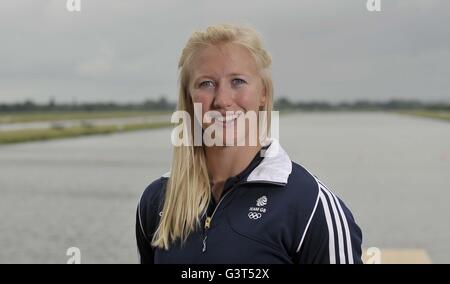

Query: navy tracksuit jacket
left=136, top=139, right=363, bottom=264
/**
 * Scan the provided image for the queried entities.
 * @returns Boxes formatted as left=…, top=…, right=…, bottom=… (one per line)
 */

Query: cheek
left=235, top=87, right=262, bottom=111
left=191, top=91, right=213, bottom=116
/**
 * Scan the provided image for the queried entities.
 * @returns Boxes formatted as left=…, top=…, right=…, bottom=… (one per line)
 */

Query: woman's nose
left=213, top=84, right=233, bottom=109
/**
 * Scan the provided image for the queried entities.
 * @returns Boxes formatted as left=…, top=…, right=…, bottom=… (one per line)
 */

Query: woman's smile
left=209, top=112, right=243, bottom=128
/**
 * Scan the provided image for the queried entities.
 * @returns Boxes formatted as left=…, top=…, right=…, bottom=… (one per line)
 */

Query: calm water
left=0, top=112, right=449, bottom=263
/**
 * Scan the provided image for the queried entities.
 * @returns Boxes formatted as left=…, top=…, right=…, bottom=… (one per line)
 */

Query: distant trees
left=0, top=96, right=449, bottom=113
left=0, top=96, right=176, bottom=113
left=273, top=98, right=450, bottom=111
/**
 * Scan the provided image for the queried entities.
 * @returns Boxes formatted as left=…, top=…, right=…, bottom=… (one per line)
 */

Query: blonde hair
left=152, top=24, right=274, bottom=249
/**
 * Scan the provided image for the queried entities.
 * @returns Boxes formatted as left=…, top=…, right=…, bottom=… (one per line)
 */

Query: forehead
left=190, top=43, right=259, bottom=78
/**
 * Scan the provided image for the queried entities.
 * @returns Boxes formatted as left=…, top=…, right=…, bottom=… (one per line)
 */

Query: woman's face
left=188, top=42, right=266, bottom=146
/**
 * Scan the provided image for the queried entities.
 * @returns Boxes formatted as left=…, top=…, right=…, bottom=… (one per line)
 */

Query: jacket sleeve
left=136, top=201, right=155, bottom=264
left=136, top=178, right=166, bottom=264
left=296, top=188, right=363, bottom=264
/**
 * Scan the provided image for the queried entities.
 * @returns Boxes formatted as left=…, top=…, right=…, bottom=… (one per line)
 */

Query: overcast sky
left=1, top=0, right=449, bottom=104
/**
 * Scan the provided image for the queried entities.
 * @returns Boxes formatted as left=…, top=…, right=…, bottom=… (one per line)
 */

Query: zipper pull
left=204, top=217, right=211, bottom=230
left=202, top=235, right=208, bottom=252
left=202, top=217, right=212, bottom=253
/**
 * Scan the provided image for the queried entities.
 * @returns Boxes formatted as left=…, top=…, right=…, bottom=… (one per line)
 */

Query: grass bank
left=0, top=121, right=172, bottom=145
left=0, top=111, right=170, bottom=124
left=398, top=110, right=450, bottom=122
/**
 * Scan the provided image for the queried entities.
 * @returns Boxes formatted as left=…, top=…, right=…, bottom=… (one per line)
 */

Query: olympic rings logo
left=248, top=212, right=262, bottom=219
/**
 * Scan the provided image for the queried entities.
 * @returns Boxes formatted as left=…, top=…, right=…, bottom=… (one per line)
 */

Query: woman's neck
left=205, top=144, right=262, bottom=185
left=205, top=144, right=262, bottom=202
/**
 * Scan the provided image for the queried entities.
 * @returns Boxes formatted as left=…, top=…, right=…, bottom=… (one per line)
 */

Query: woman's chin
left=202, top=122, right=254, bottom=147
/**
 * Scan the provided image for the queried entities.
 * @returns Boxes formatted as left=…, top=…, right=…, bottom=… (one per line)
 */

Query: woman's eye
left=232, top=78, right=246, bottom=86
left=199, top=81, right=214, bottom=88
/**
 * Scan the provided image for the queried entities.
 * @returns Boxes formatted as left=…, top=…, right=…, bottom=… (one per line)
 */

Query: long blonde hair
left=152, top=24, right=274, bottom=249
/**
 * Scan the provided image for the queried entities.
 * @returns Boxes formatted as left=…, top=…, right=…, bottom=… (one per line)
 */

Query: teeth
left=212, top=113, right=240, bottom=123
left=217, top=115, right=236, bottom=122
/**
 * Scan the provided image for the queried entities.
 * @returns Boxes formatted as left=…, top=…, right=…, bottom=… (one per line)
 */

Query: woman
left=136, top=24, right=363, bottom=264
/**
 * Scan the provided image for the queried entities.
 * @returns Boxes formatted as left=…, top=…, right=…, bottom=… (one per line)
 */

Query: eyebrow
left=193, top=73, right=249, bottom=81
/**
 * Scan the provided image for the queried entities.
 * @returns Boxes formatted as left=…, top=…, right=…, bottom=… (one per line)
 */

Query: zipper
left=201, top=179, right=286, bottom=253
left=201, top=188, right=234, bottom=253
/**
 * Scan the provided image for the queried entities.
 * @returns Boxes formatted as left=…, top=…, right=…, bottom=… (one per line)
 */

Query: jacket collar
left=245, top=138, right=292, bottom=185
left=161, top=138, right=292, bottom=186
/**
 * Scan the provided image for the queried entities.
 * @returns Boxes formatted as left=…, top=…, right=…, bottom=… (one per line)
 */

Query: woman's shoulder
left=284, top=161, right=337, bottom=210
left=136, top=174, right=169, bottom=244
left=286, top=161, right=357, bottom=223
left=287, top=162, right=322, bottom=195
left=287, top=161, right=363, bottom=263
left=139, top=174, right=169, bottom=208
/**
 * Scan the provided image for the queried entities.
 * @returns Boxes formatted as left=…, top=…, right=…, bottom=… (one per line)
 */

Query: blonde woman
left=136, top=24, right=362, bottom=264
